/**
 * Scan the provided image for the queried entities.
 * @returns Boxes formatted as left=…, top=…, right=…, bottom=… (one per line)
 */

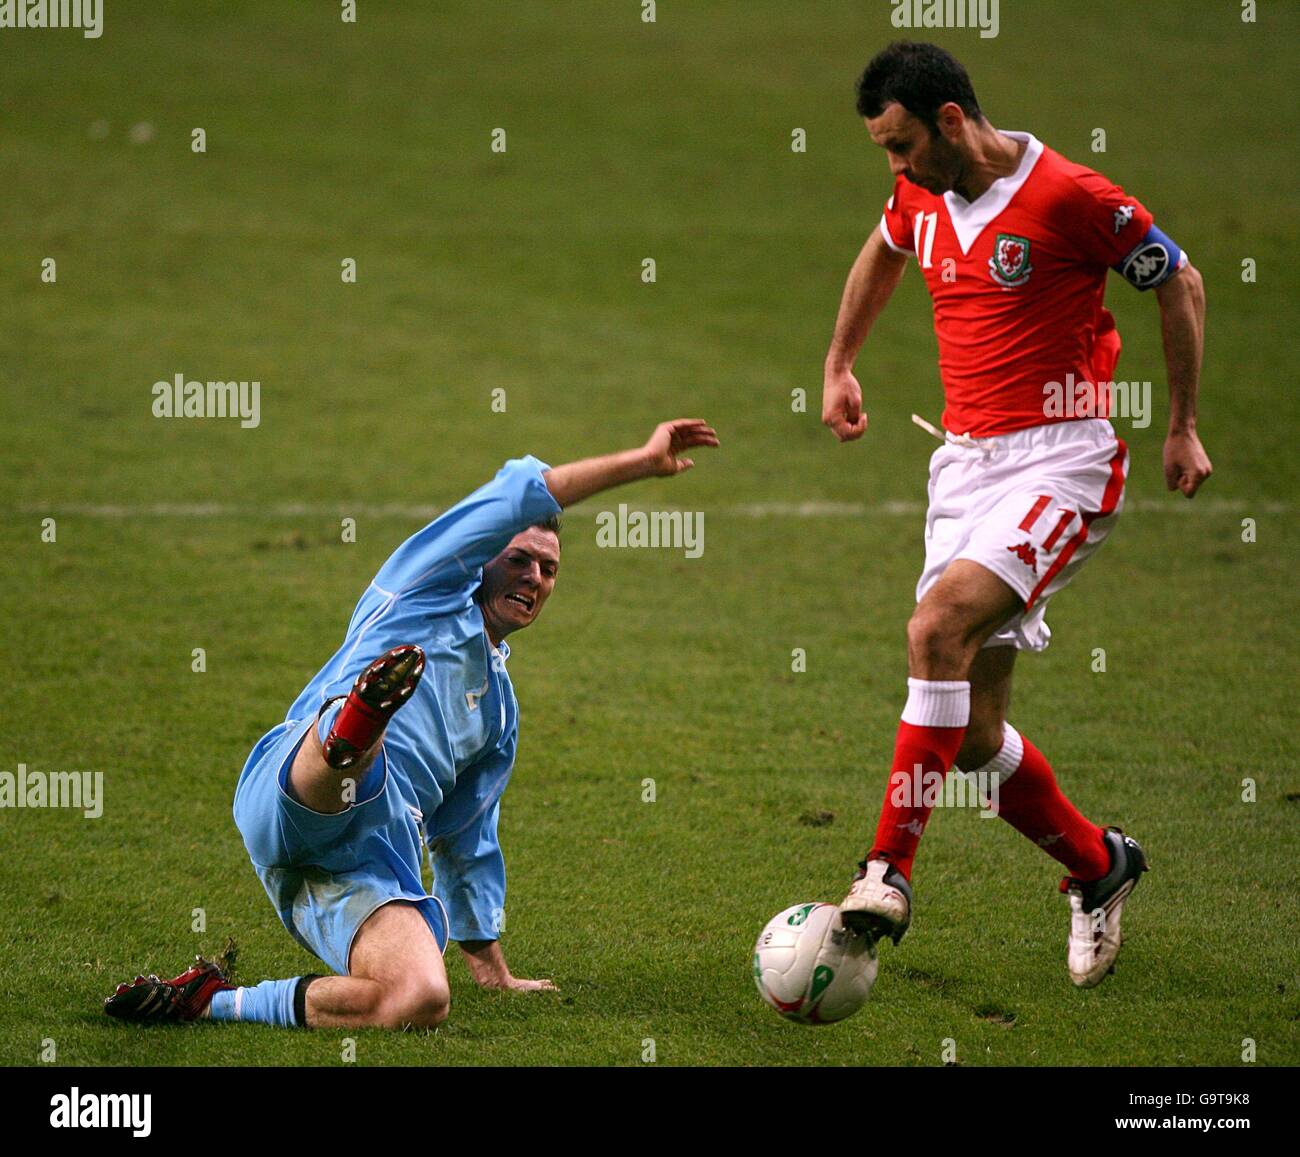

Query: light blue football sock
left=209, top=977, right=304, bottom=1027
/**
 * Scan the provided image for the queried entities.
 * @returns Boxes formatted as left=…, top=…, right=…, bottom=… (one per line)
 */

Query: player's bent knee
left=907, top=605, right=966, bottom=668
left=378, top=978, right=451, bottom=1030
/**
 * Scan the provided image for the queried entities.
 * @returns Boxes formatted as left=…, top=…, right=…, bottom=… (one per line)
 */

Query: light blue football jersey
left=282, top=455, right=561, bottom=940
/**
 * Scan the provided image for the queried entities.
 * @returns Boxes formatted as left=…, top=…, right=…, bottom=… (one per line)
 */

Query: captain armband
left=1113, top=224, right=1186, bottom=290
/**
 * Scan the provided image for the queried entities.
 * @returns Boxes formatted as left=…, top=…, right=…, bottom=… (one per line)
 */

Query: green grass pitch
left=1, top=0, right=1297, bottom=1066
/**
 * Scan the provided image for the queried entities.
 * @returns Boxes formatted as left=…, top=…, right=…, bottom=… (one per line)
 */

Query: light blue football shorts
left=232, top=713, right=449, bottom=975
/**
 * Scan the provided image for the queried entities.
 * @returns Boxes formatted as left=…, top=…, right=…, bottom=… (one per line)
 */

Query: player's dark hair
left=533, top=515, right=562, bottom=542
left=855, top=41, right=983, bottom=132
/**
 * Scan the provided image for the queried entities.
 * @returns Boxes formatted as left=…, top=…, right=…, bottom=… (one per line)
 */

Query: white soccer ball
left=752, top=902, right=878, bottom=1024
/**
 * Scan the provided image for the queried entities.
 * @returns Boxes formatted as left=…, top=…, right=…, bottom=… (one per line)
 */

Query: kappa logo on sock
left=896, top=820, right=926, bottom=837
left=1007, top=541, right=1038, bottom=572
left=1037, top=832, right=1065, bottom=847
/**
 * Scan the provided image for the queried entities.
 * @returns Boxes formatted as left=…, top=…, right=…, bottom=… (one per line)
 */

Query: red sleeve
left=1065, top=167, right=1155, bottom=266
left=879, top=176, right=915, bottom=255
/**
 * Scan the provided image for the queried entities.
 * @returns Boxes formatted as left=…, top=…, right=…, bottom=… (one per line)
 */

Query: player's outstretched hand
left=823, top=367, right=868, bottom=442
left=1163, top=428, right=1212, bottom=497
left=642, top=419, right=719, bottom=477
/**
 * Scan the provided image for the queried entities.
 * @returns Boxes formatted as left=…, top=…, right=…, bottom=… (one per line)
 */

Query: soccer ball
left=752, top=902, right=878, bottom=1024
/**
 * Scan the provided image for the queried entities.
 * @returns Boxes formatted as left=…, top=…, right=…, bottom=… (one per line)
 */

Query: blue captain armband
left=1114, top=224, right=1185, bottom=290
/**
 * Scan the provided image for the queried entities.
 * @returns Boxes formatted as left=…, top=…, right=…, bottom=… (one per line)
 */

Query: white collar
left=943, top=131, right=1043, bottom=255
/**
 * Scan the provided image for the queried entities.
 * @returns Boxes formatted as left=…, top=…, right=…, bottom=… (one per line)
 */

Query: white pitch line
left=9, top=499, right=1287, bottom=518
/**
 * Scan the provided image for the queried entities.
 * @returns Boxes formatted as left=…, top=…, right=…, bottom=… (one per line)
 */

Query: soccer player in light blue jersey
left=105, top=418, right=718, bottom=1030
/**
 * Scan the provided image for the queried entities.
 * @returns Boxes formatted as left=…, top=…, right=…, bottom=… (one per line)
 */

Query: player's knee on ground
left=377, top=976, right=451, bottom=1030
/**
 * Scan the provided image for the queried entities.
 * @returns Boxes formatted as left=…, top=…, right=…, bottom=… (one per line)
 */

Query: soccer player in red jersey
left=823, top=42, right=1211, bottom=986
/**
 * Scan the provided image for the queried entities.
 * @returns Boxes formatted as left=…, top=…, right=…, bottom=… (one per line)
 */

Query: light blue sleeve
left=372, top=456, right=560, bottom=603
left=428, top=742, right=514, bottom=942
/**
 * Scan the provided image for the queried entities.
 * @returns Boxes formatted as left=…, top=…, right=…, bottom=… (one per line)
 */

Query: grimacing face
left=476, top=526, right=560, bottom=640
left=866, top=101, right=966, bottom=196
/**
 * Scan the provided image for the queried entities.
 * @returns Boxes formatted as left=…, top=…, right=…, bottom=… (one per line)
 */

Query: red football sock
left=968, top=725, right=1109, bottom=880
left=328, top=689, right=388, bottom=753
left=868, top=679, right=970, bottom=881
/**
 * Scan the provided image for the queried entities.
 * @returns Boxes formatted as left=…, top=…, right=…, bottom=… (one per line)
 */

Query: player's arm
left=1154, top=260, right=1212, bottom=497
left=1077, top=171, right=1212, bottom=498
left=541, top=418, right=719, bottom=508
left=432, top=797, right=555, bottom=991
left=823, top=227, right=908, bottom=442
left=371, top=420, right=715, bottom=600
left=429, top=746, right=557, bottom=992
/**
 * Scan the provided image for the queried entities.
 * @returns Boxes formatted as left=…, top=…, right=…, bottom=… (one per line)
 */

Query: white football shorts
left=917, top=418, right=1129, bottom=652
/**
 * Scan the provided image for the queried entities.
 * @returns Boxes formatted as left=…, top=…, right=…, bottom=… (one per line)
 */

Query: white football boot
left=1063, top=828, right=1149, bottom=988
left=840, top=859, right=913, bottom=944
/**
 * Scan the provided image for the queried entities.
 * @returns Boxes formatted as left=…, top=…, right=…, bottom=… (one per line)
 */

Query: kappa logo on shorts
left=1007, top=541, right=1038, bottom=572
left=989, top=233, right=1033, bottom=287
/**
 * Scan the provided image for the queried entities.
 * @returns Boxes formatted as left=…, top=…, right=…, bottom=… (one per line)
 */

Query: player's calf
left=293, top=973, right=449, bottom=1030
left=955, top=718, right=1007, bottom=771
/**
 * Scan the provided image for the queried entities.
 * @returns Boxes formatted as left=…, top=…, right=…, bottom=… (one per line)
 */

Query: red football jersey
left=879, top=132, right=1158, bottom=437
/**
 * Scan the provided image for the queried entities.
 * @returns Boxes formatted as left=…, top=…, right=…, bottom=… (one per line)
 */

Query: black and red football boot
left=320, top=644, right=425, bottom=770
left=104, top=956, right=233, bottom=1023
